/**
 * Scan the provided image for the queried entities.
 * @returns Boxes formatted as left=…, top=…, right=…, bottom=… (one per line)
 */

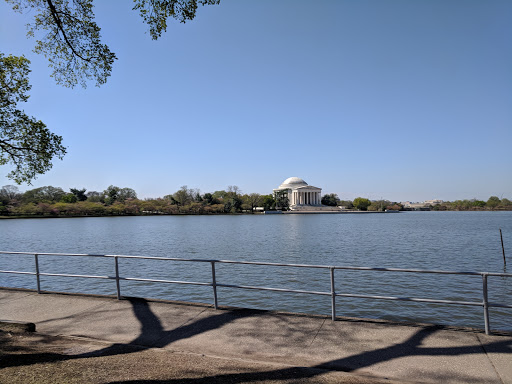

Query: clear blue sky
left=1, top=0, right=511, bottom=201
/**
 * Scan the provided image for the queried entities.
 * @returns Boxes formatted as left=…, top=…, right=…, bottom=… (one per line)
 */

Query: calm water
left=1, top=212, right=511, bottom=331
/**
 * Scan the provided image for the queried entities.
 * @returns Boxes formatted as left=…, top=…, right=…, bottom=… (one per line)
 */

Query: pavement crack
left=308, top=317, right=326, bottom=347
left=476, top=333, right=505, bottom=384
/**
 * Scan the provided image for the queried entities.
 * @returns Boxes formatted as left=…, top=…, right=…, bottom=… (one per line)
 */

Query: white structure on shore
left=273, top=177, right=328, bottom=211
left=401, top=199, right=444, bottom=209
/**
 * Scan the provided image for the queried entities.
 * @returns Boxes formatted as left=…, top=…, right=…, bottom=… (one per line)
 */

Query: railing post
left=114, top=256, right=121, bottom=300
left=34, top=254, right=41, bottom=294
left=211, top=261, right=218, bottom=309
left=330, top=267, right=336, bottom=321
left=482, top=273, right=490, bottom=335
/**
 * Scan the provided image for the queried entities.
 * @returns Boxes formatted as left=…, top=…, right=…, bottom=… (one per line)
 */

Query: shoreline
left=2, top=209, right=512, bottom=219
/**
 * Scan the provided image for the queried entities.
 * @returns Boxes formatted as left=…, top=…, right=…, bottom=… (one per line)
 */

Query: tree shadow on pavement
left=106, top=324, right=512, bottom=384
left=1, top=297, right=511, bottom=384
left=0, top=297, right=250, bottom=368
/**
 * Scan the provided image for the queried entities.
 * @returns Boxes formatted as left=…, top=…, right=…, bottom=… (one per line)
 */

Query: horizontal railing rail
left=1, top=251, right=511, bottom=335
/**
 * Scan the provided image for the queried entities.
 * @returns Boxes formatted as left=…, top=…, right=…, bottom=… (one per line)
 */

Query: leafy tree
left=223, top=195, right=242, bottom=213
left=212, top=190, right=227, bottom=201
left=7, top=0, right=116, bottom=88
left=173, top=185, right=194, bottom=206
left=368, top=199, right=391, bottom=212
left=163, top=194, right=178, bottom=205
left=0, top=54, right=66, bottom=183
left=118, top=187, right=137, bottom=202
left=86, top=190, right=104, bottom=203
left=471, top=200, right=486, bottom=208
left=22, top=185, right=65, bottom=203
left=79, top=200, right=105, bottom=215
left=338, top=200, right=354, bottom=209
left=3, top=0, right=218, bottom=182
left=7, top=0, right=219, bottom=88
left=486, top=196, right=501, bottom=210
left=223, top=187, right=243, bottom=213
left=60, top=193, right=78, bottom=203
left=262, top=195, right=275, bottom=211
left=202, top=192, right=219, bottom=205
left=103, top=185, right=120, bottom=205
left=353, top=197, right=371, bottom=211
left=274, top=190, right=289, bottom=211
left=242, top=193, right=262, bottom=213
left=70, top=188, right=87, bottom=201
left=367, top=203, right=378, bottom=211
left=501, top=198, right=512, bottom=208
left=321, top=193, right=339, bottom=207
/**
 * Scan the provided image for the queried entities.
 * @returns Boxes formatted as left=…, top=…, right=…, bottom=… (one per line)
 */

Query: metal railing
left=1, top=251, right=511, bottom=335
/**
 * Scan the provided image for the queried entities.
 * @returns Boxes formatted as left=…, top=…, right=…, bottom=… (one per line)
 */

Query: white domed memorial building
left=273, top=177, right=340, bottom=212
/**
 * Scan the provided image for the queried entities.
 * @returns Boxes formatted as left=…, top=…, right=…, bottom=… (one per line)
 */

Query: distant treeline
left=430, top=197, right=512, bottom=211
left=0, top=185, right=275, bottom=217
left=0, top=185, right=510, bottom=217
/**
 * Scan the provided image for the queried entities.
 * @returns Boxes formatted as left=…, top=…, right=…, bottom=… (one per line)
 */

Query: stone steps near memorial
left=290, top=205, right=341, bottom=211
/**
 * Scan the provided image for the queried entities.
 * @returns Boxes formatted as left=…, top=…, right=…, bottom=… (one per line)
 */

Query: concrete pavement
left=1, top=287, right=511, bottom=384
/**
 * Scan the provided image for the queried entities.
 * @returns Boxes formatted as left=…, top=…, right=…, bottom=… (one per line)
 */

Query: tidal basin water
left=1, top=211, right=511, bottom=331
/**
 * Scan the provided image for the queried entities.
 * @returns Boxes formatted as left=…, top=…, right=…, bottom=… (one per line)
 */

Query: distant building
left=401, top=199, right=443, bottom=210
left=273, top=177, right=322, bottom=209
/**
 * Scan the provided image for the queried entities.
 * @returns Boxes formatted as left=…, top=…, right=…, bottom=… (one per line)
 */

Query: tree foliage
left=6, top=0, right=220, bottom=88
left=2, top=0, right=219, bottom=183
left=274, top=190, right=289, bottom=211
left=321, top=193, right=339, bottom=207
left=2, top=184, right=512, bottom=217
left=134, top=0, right=220, bottom=40
left=70, top=187, right=87, bottom=201
left=8, top=0, right=116, bottom=88
left=0, top=54, right=66, bottom=184
left=22, top=185, right=65, bottom=203
left=0, top=185, right=21, bottom=201
left=486, top=196, right=501, bottom=210
left=353, top=197, right=371, bottom=211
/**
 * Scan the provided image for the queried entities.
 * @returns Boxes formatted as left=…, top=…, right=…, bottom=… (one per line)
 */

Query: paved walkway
left=1, top=288, right=511, bottom=384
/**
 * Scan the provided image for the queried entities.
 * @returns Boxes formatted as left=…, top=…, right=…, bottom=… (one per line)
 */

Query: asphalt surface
left=1, top=288, right=511, bottom=383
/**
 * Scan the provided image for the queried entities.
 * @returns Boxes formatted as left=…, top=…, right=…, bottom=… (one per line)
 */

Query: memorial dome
left=279, top=177, right=308, bottom=189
